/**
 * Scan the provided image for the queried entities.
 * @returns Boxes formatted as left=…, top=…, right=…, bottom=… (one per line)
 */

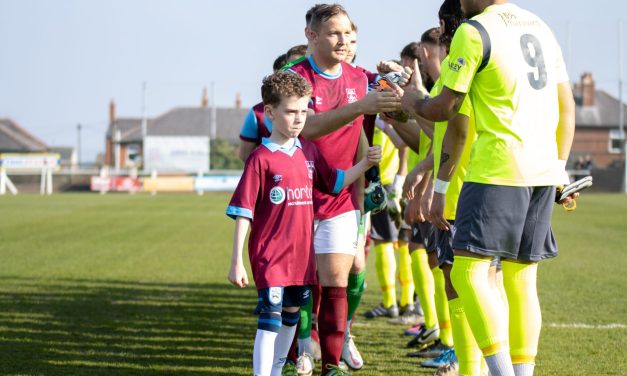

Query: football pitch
left=0, top=193, right=625, bottom=375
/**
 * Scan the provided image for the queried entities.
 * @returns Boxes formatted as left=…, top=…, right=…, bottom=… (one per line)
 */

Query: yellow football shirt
left=373, top=127, right=399, bottom=186
left=442, top=3, right=569, bottom=186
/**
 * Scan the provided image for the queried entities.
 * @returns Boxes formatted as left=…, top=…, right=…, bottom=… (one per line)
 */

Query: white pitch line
left=545, top=323, right=626, bottom=329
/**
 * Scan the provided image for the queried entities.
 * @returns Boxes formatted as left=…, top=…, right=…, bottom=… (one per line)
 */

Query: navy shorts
left=370, top=208, right=399, bottom=242
left=452, top=183, right=558, bottom=262
left=435, top=221, right=455, bottom=267
left=255, top=285, right=312, bottom=314
left=410, top=223, right=422, bottom=244
left=418, top=221, right=437, bottom=253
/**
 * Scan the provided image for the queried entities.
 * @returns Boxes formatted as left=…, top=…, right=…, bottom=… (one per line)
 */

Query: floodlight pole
left=141, top=81, right=148, bottom=173
left=76, top=123, right=82, bottom=169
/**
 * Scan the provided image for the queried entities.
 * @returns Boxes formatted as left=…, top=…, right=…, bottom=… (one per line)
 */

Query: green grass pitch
left=0, top=193, right=625, bottom=375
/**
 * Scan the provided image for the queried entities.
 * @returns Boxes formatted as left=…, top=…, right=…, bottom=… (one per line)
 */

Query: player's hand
left=377, top=60, right=404, bottom=75
left=558, top=191, right=580, bottom=210
left=397, top=66, right=413, bottom=87
left=421, top=185, right=434, bottom=223
left=366, top=145, right=382, bottom=166
left=403, top=168, right=424, bottom=200
left=429, top=192, right=450, bottom=231
left=379, top=112, right=400, bottom=127
left=400, top=59, right=427, bottom=115
left=358, top=90, right=402, bottom=115
left=228, top=262, right=249, bottom=288
left=405, top=195, right=420, bottom=224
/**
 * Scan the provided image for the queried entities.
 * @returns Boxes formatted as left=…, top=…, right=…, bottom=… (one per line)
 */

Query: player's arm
left=403, top=152, right=434, bottom=200
left=380, top=114, right=422, bottom=154
left=401, top=83, right=466, bottom=122
left=556, top=81, right=577, bottom=205
left=430, top=113, right=469, bottom=231
left=341, top=146, right=382, bottom=189
left=300, top=91, right=402, bottom=140
left=228, top=216, right=250, bottom=288
left=355, top=128, right=369, bottom=213
left=238, top=141, right=256, bottom=162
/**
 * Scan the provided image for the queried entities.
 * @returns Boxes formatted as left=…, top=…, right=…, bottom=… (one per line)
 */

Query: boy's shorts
left=370, top=208, right=399, bottom=242
left=418, top=221, right=437, bottom=253
left=255, top=285, right=312, bottom=314
left=453, top=183, right=558, bottom=262
left=314, top=210, right=360, bottom=255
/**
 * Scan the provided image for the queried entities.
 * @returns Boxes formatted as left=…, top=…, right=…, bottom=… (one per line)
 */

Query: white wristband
left=434, top=179, right=450, bottom=194
left=557, top=159, right=570, bottom=185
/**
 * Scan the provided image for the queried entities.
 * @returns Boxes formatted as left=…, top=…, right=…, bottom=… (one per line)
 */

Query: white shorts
left=314, top=210, right=360, bottom=255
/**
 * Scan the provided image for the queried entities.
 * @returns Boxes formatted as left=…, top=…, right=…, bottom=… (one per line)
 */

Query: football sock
left=513, top=363, right=535, bottom=376
left=432, top=266, right=452, bottom=346
left=410, top=248, right=437, bottom=328
left=502, top=261, right=540, bottom=368
left=484, top=351, right=515, bottom=376
left=270, top=310, right=299, bottom=376
left=449, top=297, right=482, bottom=376
left=254, top=328, right=279, bottom=376
left=346, top=271, right=365, bottom=338
left=451, top=256, right=511, bottom=372
left=297, top=295, right=314, bottom=355
left=397, top=243, right=415, bottom=308
left=374, top=242, right=397, bottom=308
left=318, top=286, right=348, bottom=374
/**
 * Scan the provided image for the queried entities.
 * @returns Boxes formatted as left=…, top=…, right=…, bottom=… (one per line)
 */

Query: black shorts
left=452, top=183, right=558, bottom=262
left=370, top=209, right=399, bottom=242
left=255, top=285, right=311, bottom=313
left=410, top=223, right=422, bottom=244
left=435, top=221, right=455, bottom=267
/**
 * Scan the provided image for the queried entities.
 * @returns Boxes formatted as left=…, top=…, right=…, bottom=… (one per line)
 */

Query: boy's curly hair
left=261, top=71, right=312, bottom=107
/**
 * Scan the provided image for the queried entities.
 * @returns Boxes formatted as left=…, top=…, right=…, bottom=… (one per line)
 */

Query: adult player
left=289, top=4, right=402, bottom=375
left=399, top=1, right=576, bottom=375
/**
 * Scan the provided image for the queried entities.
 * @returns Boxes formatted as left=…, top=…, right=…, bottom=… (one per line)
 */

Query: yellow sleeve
left=442, top=23, right=484, bottom=94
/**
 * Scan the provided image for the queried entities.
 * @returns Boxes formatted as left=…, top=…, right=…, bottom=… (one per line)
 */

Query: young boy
left=226, top=71, right=381, bottom=376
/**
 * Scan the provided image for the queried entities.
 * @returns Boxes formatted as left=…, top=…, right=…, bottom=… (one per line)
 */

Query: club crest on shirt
left=315, top=96, right=323, bottom=106
left=269, top=186, right=286, bottom=204
left=269, top=287, right=282, bottom=305
left=345, top=88, right=358, bottom=103
left=305, top=161, right=314, bottom=179
left=273, top=174, right=283, bottom=184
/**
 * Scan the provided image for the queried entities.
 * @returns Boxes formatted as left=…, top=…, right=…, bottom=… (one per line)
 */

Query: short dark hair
left=438, top=0, right=465, bottom=48
left=400, top=42, right=421, bottom=61
left=420, top=27, right=441, bottom=45
left=272, top=53, right=288, bottom=72
left=305, top=4, right=326, bottom=27
left=309, top=4, right=349, bottom=32
left=285, top=45, right=308, bottom=61
left=261, top=71, right=313, bottom=107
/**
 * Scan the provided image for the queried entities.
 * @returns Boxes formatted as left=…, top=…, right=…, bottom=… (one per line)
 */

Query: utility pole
left=619, top=21, right=626, bottom=193
left=77, top=123, right=82, bottom=168
left=141, top=81, right=148, bottom=173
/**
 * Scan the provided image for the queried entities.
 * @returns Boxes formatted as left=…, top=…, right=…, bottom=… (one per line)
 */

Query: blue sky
left=1, top=0, right=625, bottom=162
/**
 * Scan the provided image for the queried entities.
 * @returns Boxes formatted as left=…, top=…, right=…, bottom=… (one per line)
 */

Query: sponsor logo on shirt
left=273, top=174, right=283, bottom=183
left=305, top=161, right=314, bottom=180
left=269, top=186, right=286, bottom=204
left=449, top=57, right=465, bottom=72
left=346, top=88, right=358, bottom=103
left=269, top=287, right=282, bottom=305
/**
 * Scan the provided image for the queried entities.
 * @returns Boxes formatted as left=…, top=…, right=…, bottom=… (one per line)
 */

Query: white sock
left=513, top=363, right=534, bottom=376
left=298, top=336, right=313, bottom=356
left=484, top=351, right=515, bottom=376
left=344, top=320, right=352, bottom=341
left=254, top=329, right=278, bottom=376
left=270, top=324, right=297, bottom=376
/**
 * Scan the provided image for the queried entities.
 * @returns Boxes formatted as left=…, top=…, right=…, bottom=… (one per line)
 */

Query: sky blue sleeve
left=332, top=169, right=345, bottom=194
left=239, top=109, right=258, bottom=140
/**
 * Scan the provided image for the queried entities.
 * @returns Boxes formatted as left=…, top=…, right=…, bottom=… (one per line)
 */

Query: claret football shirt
left=289, top=55, right=368, bottom=220
left=226, top=137, right=344, bottom=289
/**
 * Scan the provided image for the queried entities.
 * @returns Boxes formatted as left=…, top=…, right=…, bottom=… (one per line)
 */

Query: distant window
left=126, top=144, right=141, bottom=163
left=609, top=129, right=624, bottom=154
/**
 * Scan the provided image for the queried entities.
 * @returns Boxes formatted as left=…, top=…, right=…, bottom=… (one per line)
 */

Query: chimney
left=109, top=99, right=116, bottom=124
left=581, top=72, right=595, bottom=107
left=235, top=92, right=242, bottom=109
left=201, top=87, right=209, bottom=108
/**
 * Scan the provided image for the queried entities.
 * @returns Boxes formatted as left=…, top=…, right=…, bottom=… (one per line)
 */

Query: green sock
left=298, top=296, right=313, bottom=339
left=346, top=271, right=366, bottom=323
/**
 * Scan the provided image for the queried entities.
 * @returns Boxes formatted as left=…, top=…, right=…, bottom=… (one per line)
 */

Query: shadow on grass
left=0, top=276, right=258, bottom=375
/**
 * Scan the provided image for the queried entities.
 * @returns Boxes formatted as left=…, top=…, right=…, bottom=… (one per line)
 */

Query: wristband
left=433, top=179, right=450, bottom=194
left=556, top=159, right=569, bottom=185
